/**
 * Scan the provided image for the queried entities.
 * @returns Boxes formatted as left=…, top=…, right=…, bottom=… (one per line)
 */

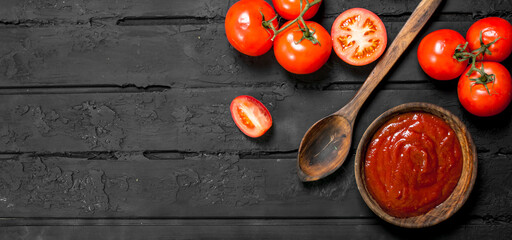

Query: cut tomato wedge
left=331, top=8, right=387, bottom=66
left=230, top=95, right=272, bottom=138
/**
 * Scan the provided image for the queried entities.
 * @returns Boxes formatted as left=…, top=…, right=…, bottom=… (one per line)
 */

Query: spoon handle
left=336, top=0, right=443, bottom=121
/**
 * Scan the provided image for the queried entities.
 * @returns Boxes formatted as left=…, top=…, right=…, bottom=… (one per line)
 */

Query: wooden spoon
left=297, top=0, right=443, bottom=182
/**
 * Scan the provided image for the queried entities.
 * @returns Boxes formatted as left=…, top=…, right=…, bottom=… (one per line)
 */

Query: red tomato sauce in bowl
left=364, top=112, right=463, bottom=218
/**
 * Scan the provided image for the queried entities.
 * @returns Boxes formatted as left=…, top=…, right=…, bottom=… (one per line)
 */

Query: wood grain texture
left=0, top=0, right=228, bottom=23
left=0, top=0, right=511, bottom=237
left=0, top=21, right=511, bottom=88
left=297, top=114, right=353, bottom=181
left=0, top=154, right=368, bottom=218
left=0, top=219, right=511, bottom=240
left=0, top=153, right=508, bottom=219
left=0, top=89, right=509, bottom=155
left=0, top=0, right=510, bottom=23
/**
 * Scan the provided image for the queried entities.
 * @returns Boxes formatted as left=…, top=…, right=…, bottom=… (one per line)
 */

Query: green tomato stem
left=454, top=30, right=500, bottom=95
left=262, top=0, right=322, bottom=42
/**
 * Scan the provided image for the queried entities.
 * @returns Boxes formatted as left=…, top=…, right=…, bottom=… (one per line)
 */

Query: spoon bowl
left=297, top=115, right=352, bottom=181
left=296, top=0, right=443, bottom=181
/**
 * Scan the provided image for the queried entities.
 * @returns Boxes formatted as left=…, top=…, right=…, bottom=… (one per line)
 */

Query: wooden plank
left=0, top=88, right=510, bottom=154
left=323, top=0, right=512, bottom=17
left=1, top=0, right=510, bottom=23
left=0, top=154, right=369, bottom=218
left=0, top=0, right=228, bottom=23
left=0, top=0, right=508, bottom=238
left=0, top=219, right=510, bottom=240
left=0, top=153, right=510, bottom=218
left=2, top=20, right=512, bottom=88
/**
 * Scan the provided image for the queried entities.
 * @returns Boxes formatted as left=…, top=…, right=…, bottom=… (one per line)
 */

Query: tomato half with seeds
left=457, top=62, right=512, bottom=117
left=272, top=0, right=322, bottom=20
left=225, top=0, right=278, bottom=56
left=230, top=95, right=272, bottom=138
left=331, top=8, right=387, bottom=66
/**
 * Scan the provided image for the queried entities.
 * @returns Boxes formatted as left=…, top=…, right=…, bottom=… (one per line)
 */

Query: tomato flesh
left=331, top=8, right=387, bottom=66
left=230, top=95, right=272, bottom=138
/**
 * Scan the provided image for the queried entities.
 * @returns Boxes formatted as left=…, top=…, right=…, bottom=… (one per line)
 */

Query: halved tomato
left=230, top=95, right=272, bottom=138
left=331, top=8, right=387, bottom=66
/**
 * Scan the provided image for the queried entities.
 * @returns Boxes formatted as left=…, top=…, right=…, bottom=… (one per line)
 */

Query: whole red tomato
left=466, top=17, right=512, bottom=62
left=417, top=29, right=468, bottom=80
left=274, top=21, right=332, bottom=74
left=458, top=62, right=512, bottom=117
left=272, top=0, right=322, bottom=20
left=225, top=0, right=278, bottom=56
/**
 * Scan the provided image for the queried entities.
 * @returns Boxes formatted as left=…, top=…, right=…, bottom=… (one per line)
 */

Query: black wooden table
left=0, top=0, right=511, bottom=239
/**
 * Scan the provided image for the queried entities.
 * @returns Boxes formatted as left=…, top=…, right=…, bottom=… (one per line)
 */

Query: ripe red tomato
left=272, top=0, right=322, bottom=20
left=466, top=17, right=512, bottom=62
left=274, top=21, right=332, bottom=74
left=417, top=29, right=468, bottom=80
left=458, top=62, right=512, bottom=117
left=331, top=8, right=387, bottom=66
left=225, top=0, right=278, bottom=56
left=230, top=95, right=272, bottom=138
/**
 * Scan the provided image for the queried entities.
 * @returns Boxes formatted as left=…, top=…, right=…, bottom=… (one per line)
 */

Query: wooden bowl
left=354, top=102, right=477, bottom=228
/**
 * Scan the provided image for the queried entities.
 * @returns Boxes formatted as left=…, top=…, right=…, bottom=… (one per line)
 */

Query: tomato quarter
left=274, top=21, right=332, bottom=74
left=466, top=17, right=512, bottom=62
left=417, top=29, right=468, bottom=80
left=272, top=0, right=322, bottom=20
left=225, top=0, right=278, bottom=56
left=230, top=95, right=272, bottom=138
left=458, top=62, right=512, bottom=117
left=331, top=8, right=387, bottom=66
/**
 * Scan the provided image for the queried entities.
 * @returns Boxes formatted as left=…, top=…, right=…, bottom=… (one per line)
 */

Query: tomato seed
left=352, top=39, right=380, bottom=59
left=338, top=35, right=355, bottom=50
left=339, top=15, right=360, bottom=31
left=237, top=106, right=255, bottom=129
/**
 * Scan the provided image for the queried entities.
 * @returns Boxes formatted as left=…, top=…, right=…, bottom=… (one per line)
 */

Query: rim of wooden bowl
left=354, top=102, right=477, bottom=228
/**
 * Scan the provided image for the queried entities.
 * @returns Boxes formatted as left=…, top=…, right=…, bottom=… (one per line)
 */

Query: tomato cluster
left=225, top=0, right=329, bottom=137
left=225, top=0, right=330, bottom=75
left=225, top=0, right=388, bottom=76
left=225, top=1, right=389, bottom=137
left=417, top=17, right=512, bottom=117
left=225, top=1, right=390, bottom=137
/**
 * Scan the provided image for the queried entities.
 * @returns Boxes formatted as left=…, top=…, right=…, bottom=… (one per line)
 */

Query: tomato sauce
left=364, top=112, right=462, bottom=218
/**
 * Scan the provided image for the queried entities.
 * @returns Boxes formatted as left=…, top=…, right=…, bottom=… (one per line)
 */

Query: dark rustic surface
left=0, top=0, right=511, bottom=239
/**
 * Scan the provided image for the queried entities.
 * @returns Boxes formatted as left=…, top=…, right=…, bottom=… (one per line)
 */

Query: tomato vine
left=454, top=31, right=501, bottom=95
left=262, top=0, right=323, bottom=44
